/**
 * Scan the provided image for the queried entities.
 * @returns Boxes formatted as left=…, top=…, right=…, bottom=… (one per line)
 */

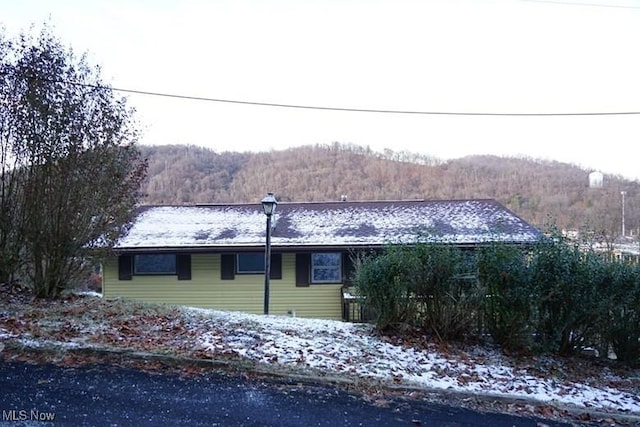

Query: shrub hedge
left=353, top=235, right=640, bottom=365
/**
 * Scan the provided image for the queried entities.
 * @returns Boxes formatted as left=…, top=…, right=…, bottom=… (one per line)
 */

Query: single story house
left=103, top=199, right=542, bottom=320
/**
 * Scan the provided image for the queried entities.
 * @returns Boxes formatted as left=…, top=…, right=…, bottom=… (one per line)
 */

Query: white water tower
left=588, top=171, right=604, bottom=188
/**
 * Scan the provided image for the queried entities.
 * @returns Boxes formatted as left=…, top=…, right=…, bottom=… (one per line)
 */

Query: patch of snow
left=0, top=327, right=15, bottom=339
left=9, top=337, right=84, bottom=350
left=115, top=201, right=541, bottom=249
left=74, top=291, right=103, bottom=298
left=184, top=307, right=640, bottom=414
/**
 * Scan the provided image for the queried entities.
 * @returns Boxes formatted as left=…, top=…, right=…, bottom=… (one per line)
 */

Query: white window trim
left=311, top=252, right=342, bottom=284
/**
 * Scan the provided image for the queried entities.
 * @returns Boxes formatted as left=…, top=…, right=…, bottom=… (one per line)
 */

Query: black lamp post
left=261, top=192, right=278, bottom=315
left=621, top=190, right=627, bottom=238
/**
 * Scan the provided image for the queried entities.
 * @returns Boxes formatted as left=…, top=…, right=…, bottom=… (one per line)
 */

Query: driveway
left=0, top=360, right=572, bottom=426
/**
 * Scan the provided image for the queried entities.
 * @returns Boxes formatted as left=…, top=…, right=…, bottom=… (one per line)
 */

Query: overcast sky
left=3, top=0, right=640, bottom=180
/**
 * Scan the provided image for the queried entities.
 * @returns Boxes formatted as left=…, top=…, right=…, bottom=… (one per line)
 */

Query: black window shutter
left=118, top=255, right=133, bottom=280
left=270, top=253, right=282, bottom=280
left=342, top=252, right=354, bottom=285
left=295, top=253, right=310, bottom=287
left=221, top=254, right=235, bottom=280
left=176, top=254, right=191, bottom=280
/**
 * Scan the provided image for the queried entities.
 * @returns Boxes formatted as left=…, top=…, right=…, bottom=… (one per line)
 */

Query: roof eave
left=112, top=238, right=540, bottom=254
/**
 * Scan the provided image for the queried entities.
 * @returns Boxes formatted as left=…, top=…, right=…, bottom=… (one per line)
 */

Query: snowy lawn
left=185, top=307, right=640, bottom=415
left=1, top=290, right=639, bottom=420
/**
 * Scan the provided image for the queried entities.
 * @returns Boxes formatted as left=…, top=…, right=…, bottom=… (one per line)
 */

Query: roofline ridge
left=138, top=198, right=501, bottom=209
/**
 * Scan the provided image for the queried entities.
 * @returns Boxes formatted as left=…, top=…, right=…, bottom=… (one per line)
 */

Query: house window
left=237, top=252, right=265, bottom=274
left=134, top=254, right=176, bottom=275
left=311, top=252, right=342, bottom=283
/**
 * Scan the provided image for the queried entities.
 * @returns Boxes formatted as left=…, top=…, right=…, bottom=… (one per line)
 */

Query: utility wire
left=8, top=73, right=640, bottom=117
left=522, top=0, right=640, bottom=9
left=94, top=83, right=640, bottom=117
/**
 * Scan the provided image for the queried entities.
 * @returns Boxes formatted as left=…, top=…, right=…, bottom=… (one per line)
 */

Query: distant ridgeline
left=139, top=143, right=640, bottom=238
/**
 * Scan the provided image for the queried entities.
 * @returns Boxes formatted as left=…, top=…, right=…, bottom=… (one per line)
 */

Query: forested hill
left=139, top=143, right=639, bottom=233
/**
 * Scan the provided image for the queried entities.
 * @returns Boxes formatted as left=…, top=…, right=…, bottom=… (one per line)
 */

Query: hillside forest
left=140, top=143, right=640, bottom=240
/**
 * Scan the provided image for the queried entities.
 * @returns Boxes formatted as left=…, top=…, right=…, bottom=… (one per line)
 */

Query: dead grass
left=1, top=282, right=638, bottom=379
left=1, top=281, right=639, bottom=426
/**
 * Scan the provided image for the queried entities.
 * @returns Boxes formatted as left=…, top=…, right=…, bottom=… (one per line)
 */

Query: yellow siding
left=103, top=253, right=343, bottom=320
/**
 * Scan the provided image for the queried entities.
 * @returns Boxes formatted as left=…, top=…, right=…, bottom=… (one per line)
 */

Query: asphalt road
left=0, top=360, right=572, bottom=426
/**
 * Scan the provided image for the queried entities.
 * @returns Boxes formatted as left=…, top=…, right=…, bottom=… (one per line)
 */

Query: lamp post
left=261, top=192, right=278, bottom=315
left=621, top=190, right=627, bottom=238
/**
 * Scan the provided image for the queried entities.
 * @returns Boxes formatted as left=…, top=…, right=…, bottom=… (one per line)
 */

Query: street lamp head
left=261, top=192, right=278, bottom=216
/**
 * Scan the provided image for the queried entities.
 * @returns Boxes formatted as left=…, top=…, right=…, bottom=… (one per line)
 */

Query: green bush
left=477, top=244, right=535, bottom=353
left=412, top=244, right=483, bottom=342
left=529, top=237, right=578, bottom=354
left=571, top=249, right=612, bottom=357
left=354, top=242, right=483, bottom=341
left=353, top=234, right=640, bottom=364
left=600, top=261, right=640, bottom=365
left=353, top=246, right=420, bottom=332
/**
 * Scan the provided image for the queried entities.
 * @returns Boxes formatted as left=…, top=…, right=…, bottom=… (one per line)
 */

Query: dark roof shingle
left=115, top=199, right=542, bottom=250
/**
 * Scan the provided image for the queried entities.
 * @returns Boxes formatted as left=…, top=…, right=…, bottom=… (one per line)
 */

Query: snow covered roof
left=115, top=199, right=542, bottom=251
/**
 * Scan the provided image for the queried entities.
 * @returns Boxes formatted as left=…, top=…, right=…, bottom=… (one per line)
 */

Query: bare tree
left=0, top=31, right=25, bottom=284
left=1, top=26, right=147, bottom=298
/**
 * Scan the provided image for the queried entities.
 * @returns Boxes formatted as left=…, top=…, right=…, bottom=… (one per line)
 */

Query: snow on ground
left=2, top=294, right=638, bottom=417
left=185, top=307, right=640, bottom=415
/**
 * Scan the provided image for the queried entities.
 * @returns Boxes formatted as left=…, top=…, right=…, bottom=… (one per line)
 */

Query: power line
left=8, top=73, right=640, bottom=117
left=522, top=0, right=640, bottom=9
left=95, top=83, right=640, bottom=117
